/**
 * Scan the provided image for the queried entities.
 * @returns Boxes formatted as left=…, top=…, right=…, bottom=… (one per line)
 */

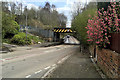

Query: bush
left=11, top=32, right=31, bottom=45
left=29, top=35, right=44, bottom=43
left=2, top=12, right=20, bottom=38
left=11, top=32, right=44, bottom=45
left=3, top=39, right=11, bottom=44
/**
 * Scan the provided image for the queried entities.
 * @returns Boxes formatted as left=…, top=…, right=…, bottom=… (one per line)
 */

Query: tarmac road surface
left=1, top=45, right=79, bottom=78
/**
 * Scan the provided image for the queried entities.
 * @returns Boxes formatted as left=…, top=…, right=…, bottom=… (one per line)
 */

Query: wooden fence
left=110, top=33, right=120, bottom=54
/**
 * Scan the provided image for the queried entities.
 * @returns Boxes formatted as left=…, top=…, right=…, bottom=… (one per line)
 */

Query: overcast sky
left=2, top=0, right=90, bottom=27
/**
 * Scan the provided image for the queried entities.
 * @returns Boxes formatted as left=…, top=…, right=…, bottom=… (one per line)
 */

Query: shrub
left=3, top=39, right=11, bottom=44
left=11, top=32, right=31, bottom=45
left=11, top=32, right=44, bottom=45
left=28, top=35, right=44, bottom=44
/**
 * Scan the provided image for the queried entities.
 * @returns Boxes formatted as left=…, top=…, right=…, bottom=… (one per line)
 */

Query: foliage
left=29, top=35, right=44, bottom=43
left=2, top=12, right=20, bottom=38
left=71, top=2, right=97, bottom=45
left=11, top=32, right=31, bottom=45
left=86, top=16, right=109, bottom=47
left=14, top=2, right=67, bottom=29
left=2, top=1, right=67, bottom=43
left=2, top=1, right=67, bottom=29
left=2, top=2, right=9, bottom=13
left=3, top=39, right=11, bottom=44
left=97, top=2, right=110, bottom=11
left=11, top=32, right=44, bottom=45
left=86, top=2, right=120, bottom=48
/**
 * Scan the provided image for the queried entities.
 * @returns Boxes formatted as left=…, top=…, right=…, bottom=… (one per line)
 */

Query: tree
left=58, top=13, right=67, bottom=28
left=51, top=4, right=56, bottom=11
left=36, top=2, right=67, bottom=28
left=19, top=3, right=22, bottom=15
left=71, top=2, right=97, bottom=45
left=97, top=2, right=110, bottom=11
left=86, top=2, right=120, bottom=48
left=14, top=1, right=67, bottom=30
left=71, top=2, right=83, bottom=19
left=2, top=12, right=20, bottom=38
left=2, top=2, right=9, bottom=13
left=44, top=2, right=51, bottom=12
left=10, top=2, right=16, bottom=15
left=27, top=7, right=36, bottom=20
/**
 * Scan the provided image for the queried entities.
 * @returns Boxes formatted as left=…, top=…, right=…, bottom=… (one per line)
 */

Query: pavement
left=48, top=50, right=102, bottom=79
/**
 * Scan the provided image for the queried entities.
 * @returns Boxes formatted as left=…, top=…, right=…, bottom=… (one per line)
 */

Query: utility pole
left=20, top=0, right=22, bottom=15
left=25, top=6, right=27, bottom=40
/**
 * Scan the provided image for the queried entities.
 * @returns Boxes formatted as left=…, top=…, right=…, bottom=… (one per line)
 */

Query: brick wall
left=89, top=46, right=120, bottom=78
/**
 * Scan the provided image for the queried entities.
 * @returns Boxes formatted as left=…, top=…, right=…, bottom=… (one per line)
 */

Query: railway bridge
left=53, top=28, right=73, bottom=42
left=53, top=28, right=80, bottom=44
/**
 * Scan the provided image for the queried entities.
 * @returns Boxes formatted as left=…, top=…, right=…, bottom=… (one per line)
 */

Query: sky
left=2, top=0, right=90, bottom=27
left=2, top=0, right=120, bottom=27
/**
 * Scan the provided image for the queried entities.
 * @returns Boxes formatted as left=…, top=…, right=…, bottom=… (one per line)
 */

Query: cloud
left=3, top=0, right=85, bottom=27
left=25, top=3, right=38, bottom=9
left=56, top=6, right=70, bottom=12
left=4, top=0, right=67, bottom=2
left=2, top=0, right=22, bottom=2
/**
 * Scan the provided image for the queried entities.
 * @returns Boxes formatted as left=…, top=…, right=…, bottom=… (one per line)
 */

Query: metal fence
left=28, top=26, right=54, bottom=38
left=110, top=33, right=120, bottom=54
left=20, top=25, right=54, bottom=38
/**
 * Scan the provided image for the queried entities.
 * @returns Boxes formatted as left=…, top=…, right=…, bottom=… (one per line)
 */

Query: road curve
left=1, top=45, right=79, bottom=78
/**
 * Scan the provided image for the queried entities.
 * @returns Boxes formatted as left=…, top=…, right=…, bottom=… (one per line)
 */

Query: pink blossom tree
left=86, top=2, right=120, bottom=48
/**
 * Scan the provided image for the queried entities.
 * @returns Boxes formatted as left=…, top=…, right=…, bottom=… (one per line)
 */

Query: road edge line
left=41, top=53, right=74, bottom=78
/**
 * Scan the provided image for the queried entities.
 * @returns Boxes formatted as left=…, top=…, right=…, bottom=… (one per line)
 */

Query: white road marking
left=41, top=66, right=56, bottom=78
left=57, top=55, right=71, bottom=64
left=1, top=59, right=5, bottom=61
left=62, top=56, right=69, bottom=61
left=35, top=70, right=42, bottom=74
left=45, top=50, right=55, bottom=53
left=44, top=66, right=51, bottom=70
left=62, top=57, right=67, bottom=61
left=26, top=75, right=31, bottom=78
left=58, top=61, right=62, bottom=64
left=52, top=64, right=56, bottom=67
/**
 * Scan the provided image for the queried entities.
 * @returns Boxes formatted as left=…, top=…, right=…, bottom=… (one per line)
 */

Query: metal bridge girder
left=53, top=28, right=73, bottom=33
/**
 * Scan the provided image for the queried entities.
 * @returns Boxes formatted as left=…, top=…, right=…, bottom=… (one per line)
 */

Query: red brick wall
left=96, top=48, right=120, bottom=78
